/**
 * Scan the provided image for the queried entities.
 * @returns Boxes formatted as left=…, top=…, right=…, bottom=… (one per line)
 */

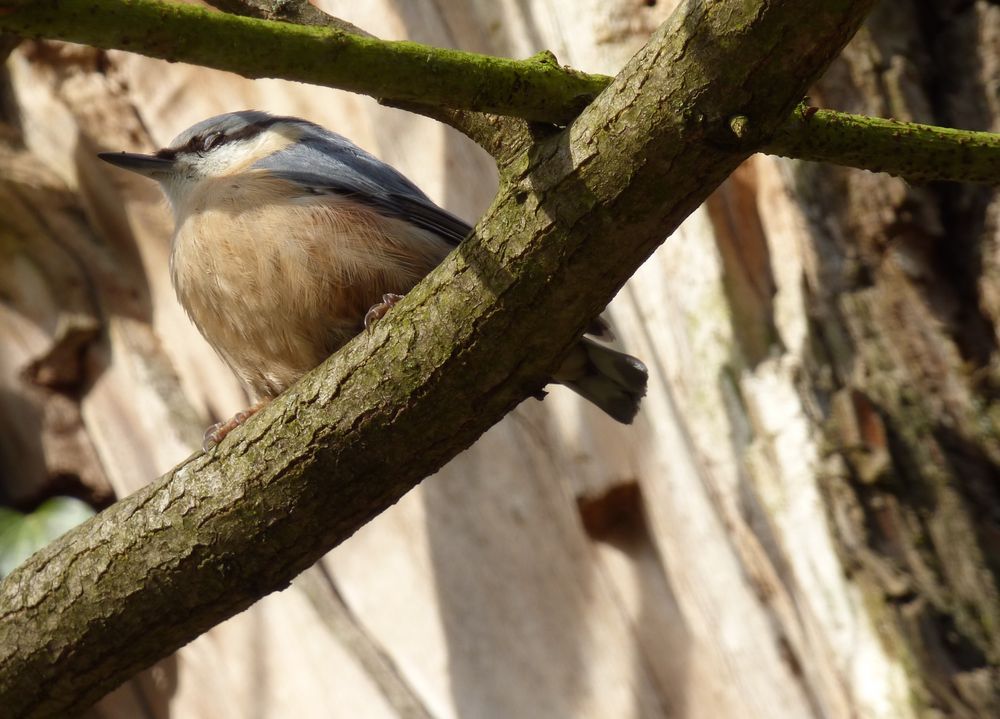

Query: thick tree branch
left=1, top=0, right=996, bottom=182
left=0, top=0, right=876, bottom=716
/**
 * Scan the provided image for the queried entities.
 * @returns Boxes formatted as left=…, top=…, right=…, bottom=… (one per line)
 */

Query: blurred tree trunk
left=773, top=3, right=1000, bottom=714
left=0, top=1, right=996, bottom=718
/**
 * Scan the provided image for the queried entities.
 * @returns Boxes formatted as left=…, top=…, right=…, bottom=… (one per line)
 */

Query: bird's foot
left=203, top=401, right=267, bottom=451
left=364, top=293, right=404, bottom=330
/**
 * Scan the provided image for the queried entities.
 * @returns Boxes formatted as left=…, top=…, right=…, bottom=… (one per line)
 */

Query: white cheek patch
left=160, top=128, right=301, bottom=212
left=201, top=130, right=300, bottom=176
left=195, top=140, right=255, bottom=176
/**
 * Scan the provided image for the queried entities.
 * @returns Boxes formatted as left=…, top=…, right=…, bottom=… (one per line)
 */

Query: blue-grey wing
left=252, top=127, right=473, bottom=246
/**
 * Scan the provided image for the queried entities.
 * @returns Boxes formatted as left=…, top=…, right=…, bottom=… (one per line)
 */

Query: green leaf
left=0, top=497, right=95, bottom=578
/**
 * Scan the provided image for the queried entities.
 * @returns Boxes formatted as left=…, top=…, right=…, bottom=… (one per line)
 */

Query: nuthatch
left=99, top=111, right=647, bottom=446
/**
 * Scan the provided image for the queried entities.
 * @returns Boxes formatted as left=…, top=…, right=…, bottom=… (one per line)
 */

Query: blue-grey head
left=98, top=111, right=318, bottom=206
left=99, top=110, right=472, bottom=244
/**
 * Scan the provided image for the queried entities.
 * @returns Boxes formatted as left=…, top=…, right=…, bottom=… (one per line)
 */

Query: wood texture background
left=2, top=1, right=997, bottom=717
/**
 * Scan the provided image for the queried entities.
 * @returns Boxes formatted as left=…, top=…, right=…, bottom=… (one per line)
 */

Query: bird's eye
left=201, top=132, right=224, bottom=152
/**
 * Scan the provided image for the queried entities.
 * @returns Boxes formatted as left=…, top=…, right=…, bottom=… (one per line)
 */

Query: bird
left=98, top=111, right=648, bottom=448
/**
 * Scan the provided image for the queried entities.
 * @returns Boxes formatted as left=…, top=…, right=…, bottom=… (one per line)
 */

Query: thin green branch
left=205, top=0, right=374, bottom=36
left=0, top=0, right=604, bottom=124
left=765, top=105, right=1000, bottom=184
left=0, top=0, right=996, bottom=183
left=201, top=0, right=533, bottom=161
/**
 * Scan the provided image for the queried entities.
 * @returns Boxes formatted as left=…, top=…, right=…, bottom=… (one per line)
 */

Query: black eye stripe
left=157, top=115, right=289, bottom=158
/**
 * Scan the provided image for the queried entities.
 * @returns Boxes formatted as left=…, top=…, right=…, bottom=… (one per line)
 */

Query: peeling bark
left=766, top=2, right=1000, bottom=713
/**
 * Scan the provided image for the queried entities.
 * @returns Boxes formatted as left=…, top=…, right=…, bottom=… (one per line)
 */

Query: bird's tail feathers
left=556, top=337, right=648, bottom=424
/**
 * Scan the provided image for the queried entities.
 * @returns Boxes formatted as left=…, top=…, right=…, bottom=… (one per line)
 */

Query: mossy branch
left=0, top=0, right=877, bottom=715
left=1, top=0, right=997, bottom=183
left=764, top=104, right=1000, bottom=184
left=199, top=0, right=532, bottom=161
left=0, top=0, right=605, bottom=124
left=206, top=0, right=374, bottom=36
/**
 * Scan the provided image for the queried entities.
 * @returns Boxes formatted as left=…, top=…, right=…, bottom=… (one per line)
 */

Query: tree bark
left=4, top=1, right=1000, bottom=718
left=785, top=2, right=1000, bottom=713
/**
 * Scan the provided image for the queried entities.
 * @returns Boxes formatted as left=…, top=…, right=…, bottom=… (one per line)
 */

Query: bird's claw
left=364, top=293, right=404, bottom=330
left=202, top=402, right=266, bottom=451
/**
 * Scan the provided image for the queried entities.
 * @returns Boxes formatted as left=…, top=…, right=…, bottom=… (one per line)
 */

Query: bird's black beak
left=97, top=152, right=174, bottom=178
